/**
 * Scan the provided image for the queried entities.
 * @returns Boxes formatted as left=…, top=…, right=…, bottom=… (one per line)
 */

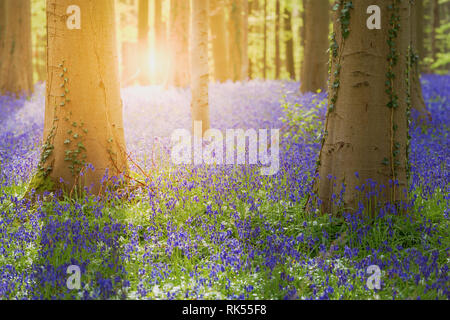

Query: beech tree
left=191, top=0, right=210, bottom=135
left=241, top=0, right=249, bottom=80
left=228, top=0, right=243, bottom=81
left=411, top=1, right=431, bottom=121
left=0, top=0, right=33, bottom=97
left=167, top=0, right=190, bottom=87
left=210, top=0, right=229, bottom=82
left=32, top=0, right=128, bottom=193
left=314, top=0, right=410, bottom=215
left=275, top=0, right=281, bottom=79
left=300, top=0, right=328, bottom=93
left=137, top=0, right=150, bottom=85
left=284, top=2, right=295, bottom=80
left=154, top=0, right=166, bottom=84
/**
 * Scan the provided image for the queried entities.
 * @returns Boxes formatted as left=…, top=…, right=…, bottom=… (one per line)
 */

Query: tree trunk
left=228, top=0, right=243, bottom=81
left=314, top=0, right=410, bottom=215
left=241, top=0, right=249, bottom=80
left=137, top=0, right=150, bottom=85
left=210, top=0, right=229, bottom=82
left=415, top=0, right=425, bottom=63
left=431, top=0, right=439, bottom=62
left=300, top=0, right=306, bottom=81
left=154, top=0, right=166, bottom=84
left=275, top=0, right=281, bottom=79
left=0, top=0, right=33, bottom=97
left=191, top=0, right=210, bottom=136
left=300, top=0, right=328, bottom=93
left=263, top=0, right=267, bottom=79
left=36, top=0, right=128, bottom=194
left=411, top=1, right=431, bottom=122
left=284, top=5, right=295, bottom=80
left=167, top=0, right=190, bottom=87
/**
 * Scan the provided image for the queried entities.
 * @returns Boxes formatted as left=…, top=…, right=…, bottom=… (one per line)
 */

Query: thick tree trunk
left=210, top=0, right=229, bottom=82
left=284, top=5, right=295, bottom=80
left=300, top=0, right=328, bottom=93
left=411, top=1, right=431, bottom=121
left=37, top=0, right=128, bottom=193
left=275, top=0, right=281, bottom=79
left=167, top=0, right=190, bottom=87
left=191, top=0, right=210, bottom=136
left=0, top=0, right=33, bottom=97
left=138, top=0, right=150, bottom=85
left=228, top=0, right=243, bottom=81
left=241, top=0, right=249, bottom=80
left=314, top=0, right=410, bottom=215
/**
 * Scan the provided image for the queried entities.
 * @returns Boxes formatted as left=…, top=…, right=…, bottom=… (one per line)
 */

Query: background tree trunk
left=284, top=4, right=295, bottom=80
left=275, top=0, right=280, bottom=79
left=411, top=1, right=431, bottom=121
left=228, top=0, right=243, bottom=81
left=191, top=0, right=210, bottom=136
left=241, top=0, right=249, bottom=80
left=263, top=0, right=267, bottom=79
left=138, top=0, right=150, bottom=85
left=300, top=0, right=328, bottom=93
left=154, top=0, right=166, bottom=84
left=39, top=0, right=128, bottom=193
left=210, top=0, right=229, bottom=82
left=431, top=0, right=440, bottom=62
left=415, top=0, right=425, bottom=63
left=0, top=0, right=33, bottom=97
left=167, top=0, right=190, bottom=87
left=315, top=0, right=409, bottom=215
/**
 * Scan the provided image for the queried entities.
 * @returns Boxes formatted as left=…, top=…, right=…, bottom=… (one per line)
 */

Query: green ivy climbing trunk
left=191, top=0, right=210, bottom=136
left=314, top=0, right=410, bottom=215
left=300, top=0, right=329, bottom=93
left=37, top=0, right=128, bottom=194
left=0, top=0, right=33, bottom=97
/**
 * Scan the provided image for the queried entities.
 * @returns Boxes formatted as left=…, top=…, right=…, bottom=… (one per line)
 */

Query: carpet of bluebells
left=0, top=76, right=448, bottom=300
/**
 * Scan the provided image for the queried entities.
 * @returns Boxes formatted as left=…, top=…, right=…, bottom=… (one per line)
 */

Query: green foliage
left=280, top=94, right=326, bottom=148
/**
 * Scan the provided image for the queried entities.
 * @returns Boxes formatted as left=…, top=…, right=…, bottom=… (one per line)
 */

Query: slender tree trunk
left=248, top=0, right=255, bottom=79
left=191, top=0, right=210, bottom=136
left=210, top=0, right=229, bottom=82
left=241, top=0, right=249, bottom=80
left=300, top=0, right=306, bottom=81
left=300, top=0, right=328, bottom=93
left=415, top=0, right=425, bottom=63
left=314, top=0, right=410, bottom=215
left=275, top=0, right=281, bottom=79
left=138, top=0, right=150, bottom=85
left=431, top=0, right=440, bottom=62
left=154, top=0, right=166, bottom=84
left=167, top=0, right=190, bottom=87
left=411, top=1, right=431, bottom=121
left=228, top=0, right=243, bottom=81
left=37, top=0, right=128, bottom=193
left=284, top=5, right=295, bottom=80
left=0, top=0, right=33, bottom=97
left=263, top=0, right=267, bottom=79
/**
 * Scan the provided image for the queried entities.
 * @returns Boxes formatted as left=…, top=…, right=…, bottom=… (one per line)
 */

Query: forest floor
left=0, top=76, right=448, bottom=300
